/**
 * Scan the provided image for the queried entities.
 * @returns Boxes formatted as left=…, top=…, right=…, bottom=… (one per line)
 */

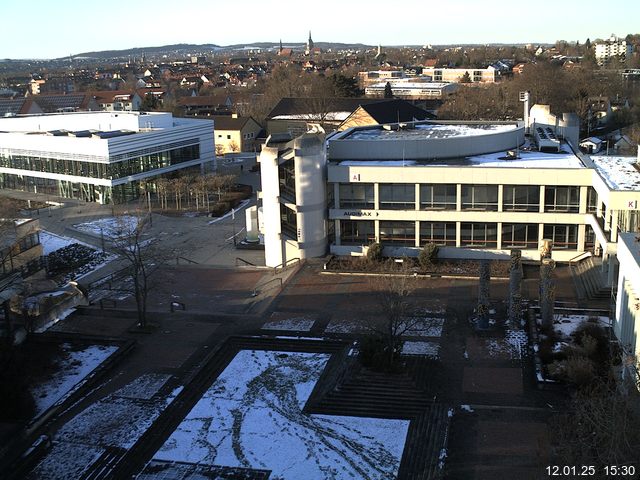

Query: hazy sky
left=2, top=0, right=639, bottom=59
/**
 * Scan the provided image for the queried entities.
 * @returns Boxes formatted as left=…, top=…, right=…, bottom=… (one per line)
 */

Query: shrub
left=548, top=355, right=598, bottom=386
left=418, top=243, right=439, bottom=270
left=359, top=334, right=402, bottom=371
left=366, top=242, right=383, bottom=262
left=572, top=322, right=609, bottom=363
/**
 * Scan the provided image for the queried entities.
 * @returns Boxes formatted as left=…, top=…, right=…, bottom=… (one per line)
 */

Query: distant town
left=0, top=31, right=639, bottom=479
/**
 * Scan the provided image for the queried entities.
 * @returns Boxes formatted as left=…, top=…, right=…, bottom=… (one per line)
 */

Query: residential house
left=213, top=114, right=263, bottom=154
left=337, top=99, right=435, bottom=131
left=93, top=90, right=142, bottom=111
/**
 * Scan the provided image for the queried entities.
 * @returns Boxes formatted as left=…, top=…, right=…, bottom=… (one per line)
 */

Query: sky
left=2, top=0, right=639, bottom=59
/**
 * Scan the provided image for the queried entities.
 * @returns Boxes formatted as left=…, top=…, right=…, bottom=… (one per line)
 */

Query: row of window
left=339, top=220, right=587, bottom=249
left=0, top=144, right=200, bottom=180
left=337, top=184, right=598, bottom=213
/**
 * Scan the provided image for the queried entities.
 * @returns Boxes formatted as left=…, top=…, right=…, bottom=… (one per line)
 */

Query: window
left=420, top=222, right=456, bottom=246
left=461, top=185, right=498, bottom=211
left=278, top=159, right=296, bottom=202
left=502, top=224, right=539, bottom=249
left=543, top=225, right=578, bottom=249
left=544, top=186, right=580, bottom=213
left=587, top=187, right=598, bottom=214
left=585, top=225, right=595, bottom=250
left=339, top=183, right=374, bottom=209
left=420, top=184, right=456, bottom=210
left=379, top=184, right=415, bottom=210
left=503, top=185, right=540, bottom=212
left=380, top=221, right=415, bottom=246
left=460, top=223, right=497, bottom=248
left=226, top=134, right=231, bottom=140
left=280, top=204, right=297, bottom=240
left=340, top=220, right=375, bottom=245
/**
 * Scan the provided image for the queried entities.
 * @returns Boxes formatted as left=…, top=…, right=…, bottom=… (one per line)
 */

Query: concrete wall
left=329, top=124, right=525, bottom=160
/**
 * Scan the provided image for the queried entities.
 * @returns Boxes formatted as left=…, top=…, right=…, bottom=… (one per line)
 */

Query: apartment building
left=421, top=66, right=498, bottom=83
left=595, top=35, right=633, bottom=66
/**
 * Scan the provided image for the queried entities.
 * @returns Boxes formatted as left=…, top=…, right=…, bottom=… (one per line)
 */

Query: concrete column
left=611, top=209, right=619, bottom=242
left=374, top=183, right=380, bottom=210
left=579, top=186, right=588, bottom=214
left=335, top=219, right=341, bottom=246
left=497, top=185, right=503, bottom=212
left=456, top=184, right=462, bottom=211
left=577, top=224, right=586, bottom=252
left=415, top=184, right=420, bottom=211
left=375, top=220, right=380, bottom=243
left=415, top=220, right=420, bottom=247
left=333, top=183, right=340, bottom=208
left=539, top=186, right=545, bottom=213
left=496, top=223, right=503, bottom=250
left=456, top=221, right=461, bottom=247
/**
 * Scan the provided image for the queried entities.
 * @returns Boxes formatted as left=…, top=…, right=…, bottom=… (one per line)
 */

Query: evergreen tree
left=460, top=71, right=472, bottom=83
left=384, top=82, right=393, bottom=98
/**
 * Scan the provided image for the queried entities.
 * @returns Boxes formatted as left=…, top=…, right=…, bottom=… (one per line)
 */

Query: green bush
left=366, top=242, right=383, bottom=262
left=418, top=243, right=439, bottom=270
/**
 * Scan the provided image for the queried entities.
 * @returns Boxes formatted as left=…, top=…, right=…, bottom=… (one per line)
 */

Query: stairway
left=571, top=256, right=611, bottom=301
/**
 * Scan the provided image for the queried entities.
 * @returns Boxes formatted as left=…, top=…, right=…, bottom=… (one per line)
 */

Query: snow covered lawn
left=30, top=343, right=118, bottom=417
left=30, top=374, right=179, bottom=479
left=73, top=215, right=140, bottom=238
left=154, top=350, right=410, bottom=480
left=40, top=231, right=90, bottom=255
left=542, top=314, right=610, bottom=340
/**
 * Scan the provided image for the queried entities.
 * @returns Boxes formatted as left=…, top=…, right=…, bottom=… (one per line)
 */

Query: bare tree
left=110, top=212, right=169, bottom=328
left=362, top=266, right=434, bottom=370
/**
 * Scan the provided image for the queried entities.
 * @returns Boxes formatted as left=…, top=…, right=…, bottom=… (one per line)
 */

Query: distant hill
left=68, top=43, right=223, bottom=60
left=67, top=42, right=375, bottom=60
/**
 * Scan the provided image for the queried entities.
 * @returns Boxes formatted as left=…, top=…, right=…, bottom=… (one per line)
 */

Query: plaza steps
left=571, top=256, right=611, bottom=301
left=79, top=446, right=127, bottom=480
left=397, top=404, right=450, bottom=480
left=311, top=367, right=431, bottom=418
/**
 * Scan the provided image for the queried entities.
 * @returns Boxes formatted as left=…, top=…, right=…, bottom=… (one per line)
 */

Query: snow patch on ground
left=73, top=215, right=140, bottom=238
left=154, top=350, right=409, bottom=480
left=262, top=316, right=316, bottom=332
left=402, top=340, right=439, bottom=358
left=28, top=442, right=104, bottom=480
left=400, top=317, right=444, bottom=337
left=40, top=231, right=93, bottom=255
left=30, top=344, right=118, bottom=417
left=324, top=319, right=365, bottom=334
left=485, top=329, right=528, bottom=360
left=550, top=314, right=609, bottom=339
left=112, top=373, right=171, bottom=400
left=31, top=374, right=181, bottom=478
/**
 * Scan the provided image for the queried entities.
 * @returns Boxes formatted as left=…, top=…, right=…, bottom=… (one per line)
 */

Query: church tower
left=305, top=31, right=314, bottom=55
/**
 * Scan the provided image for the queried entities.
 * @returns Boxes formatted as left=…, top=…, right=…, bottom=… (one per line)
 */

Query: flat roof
left=336, top=139, right=586, bottom=169
left=341, top=122, right=518, bottom=141
left=591, top=155, right=640, bottom=190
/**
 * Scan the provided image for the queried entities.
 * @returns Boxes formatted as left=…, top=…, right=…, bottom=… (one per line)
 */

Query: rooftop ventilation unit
left=534, top=125, right=560, bottom=152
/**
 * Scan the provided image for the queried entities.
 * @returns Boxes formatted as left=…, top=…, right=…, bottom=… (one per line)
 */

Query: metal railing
left=273, top=257, right=301, bottom=274
left=252, top=277, right=283, bottom=297
left=175, top=256, right=198, bottom=265
left=235, top=257, right=256, bottom=267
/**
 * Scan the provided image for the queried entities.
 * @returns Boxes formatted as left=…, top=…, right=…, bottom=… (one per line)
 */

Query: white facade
left=365, top=81, right=457, bottom=99
left=595, top=35, right=633, bottom=65
left=0, top=112, right=214, bottom=203
left=259, top=132, right=327, bottom=268
left=258, top=117, right=640, bottom=270
left=613, top=232, right=640, bottom=385
left=421, top=66, right=498, bottom=83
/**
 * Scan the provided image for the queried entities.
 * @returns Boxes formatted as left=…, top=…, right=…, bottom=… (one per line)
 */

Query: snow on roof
left=591, top=155, right=640, bottom=190
left=581, top=137, right=603, bottom=144
left=338, top=142, right=585, bottom=169
left=270, top=111, right=352, bottom=122
left=345, top=122, right=517, bottom=141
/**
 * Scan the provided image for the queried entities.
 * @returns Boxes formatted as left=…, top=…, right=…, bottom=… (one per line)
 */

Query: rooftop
left=591, top=155, right=640, bottom=191
left=336, top=139, right=586, bottom=169
left=342, top=122, right=519, bottom=141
